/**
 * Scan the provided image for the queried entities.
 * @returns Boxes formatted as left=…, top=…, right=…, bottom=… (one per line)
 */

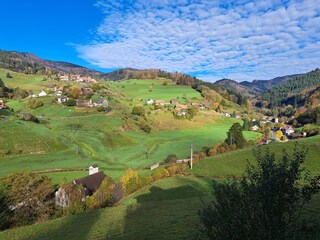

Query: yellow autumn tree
left=87, top=177, right=115, bottom=210
left=276, top=130, right=283, bottom=141
left=120, top=169, right=142, bottom=194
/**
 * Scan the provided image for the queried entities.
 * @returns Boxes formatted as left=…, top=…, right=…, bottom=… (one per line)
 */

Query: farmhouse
left=281, top=125, right=295, bottom=136
left=76, top=99, right=91, bottom=107
left=170, top=98, right=178, bottom=105
left=0, top=100, right=7, bottom=109
left=251, top=125, right=260, bottom=131
left=146, top=99, right=154, bottom=104
left=223, top=112, right=231, bottom=118
left=38, top=91, right=47, bottom=97
left=57, top=96, right=69, bottom=104
left=199, top=104, right=206, bottom=110
left=175, top=104, right=189, bottom=111
left=156, top=100, right=165, bottom=106
left=176, top=111, right=187, bottom=117
left=94, top=98, right=108, bottom=108
left=55, top=165, right=106, bottom=207
left=59, top=75, right=69, bottom=81
left=59, top=74, right=97, bottom=83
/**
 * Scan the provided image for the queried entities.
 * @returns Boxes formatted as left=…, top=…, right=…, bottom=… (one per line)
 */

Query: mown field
left=1, top=137, right=319, bottom=240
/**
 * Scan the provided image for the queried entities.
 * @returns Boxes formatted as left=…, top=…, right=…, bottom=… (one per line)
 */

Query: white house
left=251, top=125, right=260, bottom=131
left=57, top=96, right=69, bottom=104
left=147, top=99, right=154, bottom=104
left=55, top=165, right=106, bottom=208
left=38, top=91, right=47, bottom=97
left=224, top=112, right=231, bottom=118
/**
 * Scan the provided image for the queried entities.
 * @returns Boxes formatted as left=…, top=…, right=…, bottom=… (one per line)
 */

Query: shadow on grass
left=28, top=209, right=102, bottom=240
left=112, top=177, right=215, bottom=240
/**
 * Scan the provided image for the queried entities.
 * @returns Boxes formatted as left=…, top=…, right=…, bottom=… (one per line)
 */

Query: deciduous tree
left=199, top=145, right=320, bottom=240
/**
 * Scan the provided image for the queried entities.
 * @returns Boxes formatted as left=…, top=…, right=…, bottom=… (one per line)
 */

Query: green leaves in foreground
left=199, top=144, right=320, bottom=240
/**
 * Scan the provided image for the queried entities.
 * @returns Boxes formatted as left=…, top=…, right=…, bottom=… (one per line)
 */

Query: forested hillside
left=0, top=50, right=108, bottom=78
left=259, top=68, right=320, bottom=108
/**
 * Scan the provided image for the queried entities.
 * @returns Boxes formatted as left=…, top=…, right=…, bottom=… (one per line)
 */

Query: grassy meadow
left=0, top=77, right=261, bottom=182
left=1, top=137, right=319, bottom=240
left=108, top=79, right=202, bottom=103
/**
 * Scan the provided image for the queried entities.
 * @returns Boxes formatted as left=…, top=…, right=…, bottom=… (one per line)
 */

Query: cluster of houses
left=75, top=97, right=109, bottom=108
left=146, top=98, right=206, bottom=116
left=55, top=165, right=106, bottom=207
left=252, top=117, right=306, bottom=142
left=28, top=86, right=109, bottom=109
left=0, top=100, right=7, bottom=109
left=59, top=74, right=98, bottom=83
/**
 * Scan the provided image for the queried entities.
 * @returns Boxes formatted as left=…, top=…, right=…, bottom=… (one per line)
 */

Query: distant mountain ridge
left=0, top=50, right=109, bottom=79
left=214, top=79, right=256, bottom=97
left=215, top=73, right=302, bottom=97
left=241, top=74, right=301, bottom=93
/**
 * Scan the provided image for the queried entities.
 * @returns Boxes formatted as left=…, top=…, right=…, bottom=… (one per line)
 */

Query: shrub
left=176, top=163, right=187, bottom=173
left=120, top=169, right=143, bottom=195
left=64, top=98, right=76, bottom=106
left=166, top=165, right=178, bottom=176
left=139, top=121, right=151, bottom=133
left=164, top=154, right=178, bottom=164
left=27, top=99, right=44, bottom=109
left=132, top=106, right=145, bottom=117
left=17, top=111, right=39, bottom=123
left=152, top=168, right=170, bottom=181
left=208, top=148, right=217, bottom=156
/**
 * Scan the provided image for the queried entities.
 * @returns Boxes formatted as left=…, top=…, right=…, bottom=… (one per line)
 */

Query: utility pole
left=190, top=144, right=194, bottom=169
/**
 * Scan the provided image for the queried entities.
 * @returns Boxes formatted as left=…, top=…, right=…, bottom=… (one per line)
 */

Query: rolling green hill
left=1, top=137, right=319, bottom=240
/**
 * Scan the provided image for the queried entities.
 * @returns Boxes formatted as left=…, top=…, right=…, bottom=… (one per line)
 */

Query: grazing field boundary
left=32, top=168, right=87, bottom=174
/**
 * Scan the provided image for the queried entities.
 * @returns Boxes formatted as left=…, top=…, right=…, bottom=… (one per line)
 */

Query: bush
left=139, top=121, right=151, bottom=133
left=164, top=154, right=178, bottom=164
left=17, top=111, right=39, bottom=123
left=6, top=72, right=12, bottom=78
left=97, top=106, right=107, bottom=112
left=27, top=99, right=44, bottom=109
left=132, top=106, right=145, bottom=117
left=64, top=98, right=76, bottom=106
left=166, top=165, right=178, bottom=176
left=120, top=169, right=143, bottom=195
left=152, top=168, right=170, bottom=181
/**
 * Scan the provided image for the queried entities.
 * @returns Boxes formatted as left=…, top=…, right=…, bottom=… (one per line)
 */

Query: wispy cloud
left=75, top=0, right=320, bottom=81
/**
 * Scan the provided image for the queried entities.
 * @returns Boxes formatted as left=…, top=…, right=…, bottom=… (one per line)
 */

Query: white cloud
left=75, top=0, right=320, bottom=82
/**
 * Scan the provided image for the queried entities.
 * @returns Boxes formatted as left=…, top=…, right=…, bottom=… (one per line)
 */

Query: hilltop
left=0, top=50, right=109, bottom=79
left=215, top=73, right=301, bottom=97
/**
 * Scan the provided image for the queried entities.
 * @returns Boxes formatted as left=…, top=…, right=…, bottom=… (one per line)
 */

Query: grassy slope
left=191, top=136, right=320, bottom=178
left=108, top=79, right=201, bottom=103
left=1, top=136, right=319, bottom=240
left=0, top=68, right=44, bottom=91
left=1, top=78, right=258, bottom=182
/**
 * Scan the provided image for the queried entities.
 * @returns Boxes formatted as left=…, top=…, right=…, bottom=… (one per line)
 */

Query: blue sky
left=1, top=0, right=319, bottom=82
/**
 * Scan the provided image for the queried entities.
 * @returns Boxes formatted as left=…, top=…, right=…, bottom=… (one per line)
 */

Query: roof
left=74, top=171, right=106, bottom=195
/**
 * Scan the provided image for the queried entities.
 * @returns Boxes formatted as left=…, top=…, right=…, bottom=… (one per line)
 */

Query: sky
left=0, top=0, right=319, bottom=82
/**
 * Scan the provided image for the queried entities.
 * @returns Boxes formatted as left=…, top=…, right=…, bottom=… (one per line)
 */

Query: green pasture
left=0, top=68, right=44, bottom=91
left=191, top=137, right=320, bottom=178
left=108, top=79, right=202, bottom=103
